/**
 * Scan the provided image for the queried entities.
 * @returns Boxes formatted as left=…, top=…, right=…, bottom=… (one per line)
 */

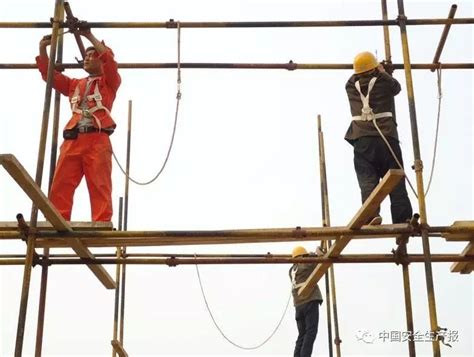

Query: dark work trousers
left=353, top=136, right=413, bottom=223
left=294, top=300, right=320, bottom=357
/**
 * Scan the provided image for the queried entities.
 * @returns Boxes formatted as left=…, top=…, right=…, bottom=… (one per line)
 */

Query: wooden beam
left=111, top=340, right=129, bottom=357
left=450, top=242, right=474, bottom=274
left=0, top=154, right=70, bottom=231
left=298, top=169, right=405, bottom=297
left=0, top=154, right=115, bottom=289
left=0, top=221, right=113, bottom=231
left=442, top=221, right=474, bottom=241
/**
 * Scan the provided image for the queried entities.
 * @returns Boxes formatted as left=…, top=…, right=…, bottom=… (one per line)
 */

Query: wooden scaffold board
left=298, top=169, right=405, bottom=297
left=0, top=154, right=116, bottom=289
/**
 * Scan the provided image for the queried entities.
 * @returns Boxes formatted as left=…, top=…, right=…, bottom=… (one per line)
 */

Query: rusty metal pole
left=34, top=3, right=65, bottom=356
left=14, top=1, right=62, bottom=355
left=381, top=1, right=415, bottom=355
left=112, top=198, right=124, bottom=357
left=119, top=100, right=133, bottom=345
left=318, top=116, right=333, bottom=357
left=396, top=0, right=440, bottom=355
left=317, top=115, right=342, bottom=356
left=431, top=5, right=457, bottom=71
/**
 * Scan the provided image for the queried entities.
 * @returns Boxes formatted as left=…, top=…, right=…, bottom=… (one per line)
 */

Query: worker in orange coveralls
left=37, top=29, right=121, bottom=222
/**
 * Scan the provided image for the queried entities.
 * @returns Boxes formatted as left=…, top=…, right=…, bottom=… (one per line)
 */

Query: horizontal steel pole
left=4, top=224, right=415, bottom=239
left=0, top=18, right=473, bottom=29
left=1, top=254, right=473, bottom=266
left=1, top=63, right=474, bottom=70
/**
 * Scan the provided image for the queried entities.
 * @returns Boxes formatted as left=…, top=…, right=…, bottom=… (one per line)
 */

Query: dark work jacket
left=289, top=254, right=323, bottom=307
left=344, top=70, right=401, bottom=145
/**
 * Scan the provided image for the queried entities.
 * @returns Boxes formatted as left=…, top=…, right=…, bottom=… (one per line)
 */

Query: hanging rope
left=195, top=260, right=291, bottom=350
left=373, top=64, right=444, bottom=199
left=112, top=21, right=182, bottom=185
left=372, top=119, right=418, bottom=198
left=424, top=65, right=443, bottom=196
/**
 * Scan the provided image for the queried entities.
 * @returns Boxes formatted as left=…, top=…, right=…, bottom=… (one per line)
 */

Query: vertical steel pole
left=396, top=0, right=440, bottom=355
left=112, top=197, right=124, bottom=357
left=119, top=100, right=133, bottom=344
left=15, top=1, right=62, bottom=355
left=34, top=3, right=65, bottom=356
left=381, top=1, right=415, bottom=355
left=318, top=115, right=341, bottom=356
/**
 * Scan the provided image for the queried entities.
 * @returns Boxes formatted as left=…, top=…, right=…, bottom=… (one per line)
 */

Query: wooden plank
left=0, top=221, right=114, bottom=231
left=442, top=221, right=474, bottom=241
left=0, top=154, right=70, bottom=231
left=111, top=340, right=129, bottom=357
left=0, top=154, right=115, bottom=289
left=450, top=242, right=474, bottom=273
left=69, top=238, right=116, bottom=289
left=298, top=169, right=405, bottom=297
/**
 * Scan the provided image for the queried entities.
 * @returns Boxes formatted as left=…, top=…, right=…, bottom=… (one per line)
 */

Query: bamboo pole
left=112, top=198, right=124, bottom=357
left=317, top=115, right=341, bottom=356
left=0, top=254, right=469, bottom=266
left=15, top=1, right=62, bottom=355
left=397, top=0, right=440, bottom=355
left=1, top=62, right=474, bottom=71
left=381, top=1, right=415, bottom=355
left=35, top=4, right=65, bottom=356
left=118, top=99, right=133, bottom=348
left=431, top=5, right=457, bottom=71
left=0, top=17, right=473, bottom=29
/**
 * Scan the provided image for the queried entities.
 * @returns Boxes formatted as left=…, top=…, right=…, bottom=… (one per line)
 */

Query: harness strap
left=352, top=111, right=393, bottom=121
left=352, top=77, right=393, bottom=122
left=290, top=266, right=304, bottom=289
left=70, top=77, right=111, bottom=131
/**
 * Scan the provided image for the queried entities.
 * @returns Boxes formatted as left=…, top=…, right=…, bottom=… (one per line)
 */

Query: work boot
left=368, top=216, right=382, bottom=225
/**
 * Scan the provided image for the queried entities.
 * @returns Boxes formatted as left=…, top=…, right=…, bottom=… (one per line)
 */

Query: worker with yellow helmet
left=289, top=246, right=323, bottom=357
left=344, top=51, right=412, bottom=225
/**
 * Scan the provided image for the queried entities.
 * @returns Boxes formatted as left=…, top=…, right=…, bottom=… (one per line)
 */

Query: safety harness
left=70, top=77, right=111, bottom=131
left=290, top=265, right=304, bottom=289
left=352, top=77, right=392, bottom=121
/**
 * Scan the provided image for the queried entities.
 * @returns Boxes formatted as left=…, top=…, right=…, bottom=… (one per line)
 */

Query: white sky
left=0, top=0, right=473, bottom=356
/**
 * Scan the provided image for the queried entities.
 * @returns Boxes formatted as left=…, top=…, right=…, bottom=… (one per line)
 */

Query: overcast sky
left=0, top=0, right=473, bottom=356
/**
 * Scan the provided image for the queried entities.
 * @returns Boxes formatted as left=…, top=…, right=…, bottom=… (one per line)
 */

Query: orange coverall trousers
left=49, top=131, right=113, bottom=222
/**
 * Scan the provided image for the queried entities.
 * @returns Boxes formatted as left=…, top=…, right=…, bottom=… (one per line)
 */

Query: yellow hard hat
left=292, top=246, right=308, bottom=258
left=353, top=51, right=378, bottom=74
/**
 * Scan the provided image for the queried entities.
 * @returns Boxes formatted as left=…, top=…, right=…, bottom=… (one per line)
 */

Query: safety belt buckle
left=361, top=107, right=375, bottom=121
left=82, top=109, right=92, bottom=118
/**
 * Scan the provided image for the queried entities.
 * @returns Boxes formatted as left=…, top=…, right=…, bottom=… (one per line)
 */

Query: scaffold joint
left=411, top=159, right=423, bottom=172
left=292, top=226, right=307, bottom=238
left=166, top=19, right=178, bottom=28
left=166, top=256, right=178, bottom=267
left=396, top=14, right=408, bottom=25
left=286, top=60, right=297, bottom=71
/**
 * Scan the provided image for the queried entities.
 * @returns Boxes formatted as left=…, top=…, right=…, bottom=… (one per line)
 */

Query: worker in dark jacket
left=289, top=246, right=323, bottom=357
left=345, top=51, right=412, bottom=225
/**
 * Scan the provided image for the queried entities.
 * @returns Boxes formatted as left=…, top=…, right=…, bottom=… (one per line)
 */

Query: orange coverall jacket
left=36, top=48, right=121, bottom=222
left=36, top=48, right=121, bottom=130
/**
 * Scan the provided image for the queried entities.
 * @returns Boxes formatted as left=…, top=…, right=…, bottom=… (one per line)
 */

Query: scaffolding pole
left=397, top=0, right=440, bottom=355
left=34, top=4, right=65, bottom=356
left=317, top=115, right=342, bottom=356
left=0, top=17, right=473, bottom=29
left=380, top=1, right=416, bottom=355
left=14, top=1, right=63, bottom=355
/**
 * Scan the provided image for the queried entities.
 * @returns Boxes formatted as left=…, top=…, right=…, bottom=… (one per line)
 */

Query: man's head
left=83, top=46, right=102, bottom=75
left=292, top=246, right=308, bottom=258
left=353, top=51, right=378, bottom=75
